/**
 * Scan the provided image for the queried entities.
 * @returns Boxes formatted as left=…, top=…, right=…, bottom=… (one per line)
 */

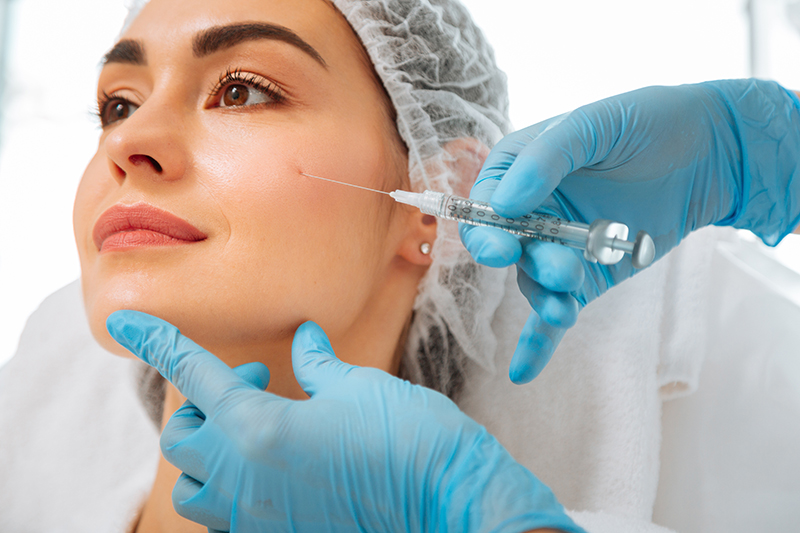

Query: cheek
left=197, top=118, right=392, bottom=254
left=76, top=115, right=398, bottom=353
left=193, top=134, right=392, bottom=324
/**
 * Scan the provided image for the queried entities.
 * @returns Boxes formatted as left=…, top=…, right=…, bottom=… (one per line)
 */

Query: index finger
left=472, top=115, right=565, bottom=198
left=491, top=105, right=621, bottom=218
left=472, top=127, right=542, bottom=198
left=106, top=310, right=252, bottom=418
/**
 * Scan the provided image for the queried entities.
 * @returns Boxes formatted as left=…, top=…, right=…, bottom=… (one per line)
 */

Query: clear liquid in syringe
left=436, top=194, right=589, bottom=250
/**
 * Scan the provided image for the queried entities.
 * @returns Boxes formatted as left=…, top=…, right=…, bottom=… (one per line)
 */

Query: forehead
left=121, top=0, right=362, bottom=69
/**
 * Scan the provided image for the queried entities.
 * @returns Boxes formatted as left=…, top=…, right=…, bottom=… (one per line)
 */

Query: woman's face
left=74, top=0, right=423, bottom=363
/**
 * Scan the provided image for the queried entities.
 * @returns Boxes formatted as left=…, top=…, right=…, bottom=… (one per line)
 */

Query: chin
left=80, top=272, right=297, bottom=363
left=81, top=272, right=186, bottom=358
left=84, top=293, right=155, bottom=359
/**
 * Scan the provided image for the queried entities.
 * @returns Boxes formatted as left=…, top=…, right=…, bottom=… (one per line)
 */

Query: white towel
left=460, top=226, right=735, bottom=532
left=0, top=281, right=159, bottom=532
left=654, top=238, right=800, bottom=531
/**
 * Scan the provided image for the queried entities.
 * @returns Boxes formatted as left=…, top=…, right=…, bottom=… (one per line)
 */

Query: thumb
left=509, top=311, right=567, bottom=384
left=232, top=361, right=271, bottom=391
left=292, top=321, right=356, bottom=397
left=160, top=362, right=269, bottom=474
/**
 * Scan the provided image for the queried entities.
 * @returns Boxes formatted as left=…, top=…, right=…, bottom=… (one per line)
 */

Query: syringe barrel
left=419, top=190, right=590, bottom=248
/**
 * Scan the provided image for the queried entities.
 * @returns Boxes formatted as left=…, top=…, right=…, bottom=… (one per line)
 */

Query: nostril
left=129, top=154, right=163, bottom=173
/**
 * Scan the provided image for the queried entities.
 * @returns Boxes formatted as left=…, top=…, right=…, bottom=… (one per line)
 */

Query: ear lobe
left=396, top=208, right=438, bottom=266
left=442, top=138, right=490, bottom=198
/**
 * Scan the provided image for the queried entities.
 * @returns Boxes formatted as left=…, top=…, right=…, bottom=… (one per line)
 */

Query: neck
left=133, top=385, right=205, bottom=533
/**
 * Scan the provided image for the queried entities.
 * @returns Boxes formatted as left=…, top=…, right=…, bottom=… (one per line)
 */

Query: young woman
left=16, top=0, right=579, bottom=530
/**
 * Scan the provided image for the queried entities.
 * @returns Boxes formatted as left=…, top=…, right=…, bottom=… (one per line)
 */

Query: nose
left=104, top=95, right=189, bottom=185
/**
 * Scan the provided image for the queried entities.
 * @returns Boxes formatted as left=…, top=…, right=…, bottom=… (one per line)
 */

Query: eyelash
left=94, top=68, right=285, bottom=127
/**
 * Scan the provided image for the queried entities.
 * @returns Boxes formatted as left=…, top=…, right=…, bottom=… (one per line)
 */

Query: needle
left=301, top=172, right=394, bottom=196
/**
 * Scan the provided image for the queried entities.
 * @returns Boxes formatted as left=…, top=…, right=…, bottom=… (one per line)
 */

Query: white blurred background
left=2, top=0, right=800, bottom=366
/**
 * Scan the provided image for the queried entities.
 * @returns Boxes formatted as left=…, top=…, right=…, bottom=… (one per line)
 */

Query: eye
left=211, top=69, right=284, bottom=110
left=219, top=84, right=272, bottom=108
left=97, top=93, right=138, bottom=127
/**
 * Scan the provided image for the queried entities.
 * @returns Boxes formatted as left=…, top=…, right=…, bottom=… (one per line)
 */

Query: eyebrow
left=193, top=22, right=326, bottom=67
left=102, top=22, right=326, bottom=68
left=102, top=39, right=146, bottom=65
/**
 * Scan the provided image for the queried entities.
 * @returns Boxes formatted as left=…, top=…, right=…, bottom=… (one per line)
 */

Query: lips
left=93, top=203, right=208, bottom=252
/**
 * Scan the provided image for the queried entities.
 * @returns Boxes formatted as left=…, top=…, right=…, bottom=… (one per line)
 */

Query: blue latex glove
left=461, top=79, right=800, bottom=383
left=107, top=310, right=585, bottom=533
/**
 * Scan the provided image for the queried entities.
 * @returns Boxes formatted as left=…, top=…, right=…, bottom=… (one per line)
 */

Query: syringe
left=301, top=173, right=655, bottom=269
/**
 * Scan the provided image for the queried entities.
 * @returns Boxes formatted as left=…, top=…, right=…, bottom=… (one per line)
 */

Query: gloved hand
left=461, top=79, right=800, bottom=383
left=107, top=310, right=585, bottom=533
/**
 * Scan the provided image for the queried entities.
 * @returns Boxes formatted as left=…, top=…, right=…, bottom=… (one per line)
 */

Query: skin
left=73, top=0, right=560, bottom=531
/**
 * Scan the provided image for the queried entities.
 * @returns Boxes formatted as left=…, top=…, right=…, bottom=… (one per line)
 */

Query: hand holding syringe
left=302, top=173, right=655, bottom=269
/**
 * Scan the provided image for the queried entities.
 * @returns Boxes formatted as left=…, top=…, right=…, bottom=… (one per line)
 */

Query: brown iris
left=223, top=85, right=250, bottom=106
left=102, top=99, right=135, bottom=126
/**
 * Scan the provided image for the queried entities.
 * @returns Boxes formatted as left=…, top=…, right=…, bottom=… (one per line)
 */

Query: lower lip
left=99, top=230, right=202, bottom=253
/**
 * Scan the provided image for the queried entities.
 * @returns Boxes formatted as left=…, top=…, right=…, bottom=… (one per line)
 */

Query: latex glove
left=107, top=310, right=585, bottom=533
left=461, top=79, right=800, bottom=383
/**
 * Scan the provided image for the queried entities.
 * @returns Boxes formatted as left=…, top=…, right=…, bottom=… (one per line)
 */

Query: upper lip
left=93, top=202, right=208, bottom=250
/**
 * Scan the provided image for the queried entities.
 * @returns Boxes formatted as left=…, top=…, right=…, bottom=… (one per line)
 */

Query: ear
left=396, top=138, right=490, bottom=267
left=395, top=208, right=438, bottom=266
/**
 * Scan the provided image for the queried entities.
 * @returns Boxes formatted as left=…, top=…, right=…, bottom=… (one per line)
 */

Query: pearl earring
left=420, top=242, right=432, bottom=255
